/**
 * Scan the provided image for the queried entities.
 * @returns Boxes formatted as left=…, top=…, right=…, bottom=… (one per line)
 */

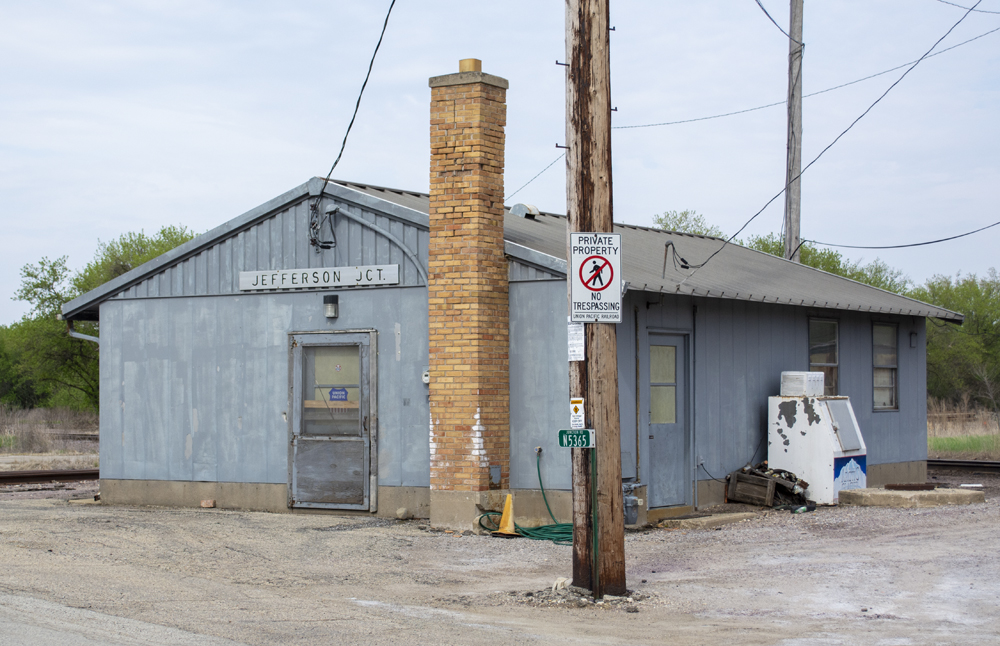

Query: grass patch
left=928, top=434, right=1000, bottom=460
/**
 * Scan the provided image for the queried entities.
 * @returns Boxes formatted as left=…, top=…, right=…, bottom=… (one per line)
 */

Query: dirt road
left=0, top=472, right=997, bottom=645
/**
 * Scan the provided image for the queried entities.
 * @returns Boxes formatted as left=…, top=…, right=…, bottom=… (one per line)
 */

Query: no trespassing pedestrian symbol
left=570, top=233, right=622, bottom=323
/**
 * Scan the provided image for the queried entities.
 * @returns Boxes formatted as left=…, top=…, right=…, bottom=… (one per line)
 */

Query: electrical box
left=780, top=371, right=825, bottom=397
left=767, top=395, right=867, bottom=504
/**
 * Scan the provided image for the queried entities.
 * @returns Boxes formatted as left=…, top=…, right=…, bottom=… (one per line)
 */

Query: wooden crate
left=727, top=472, right=776, bottom=506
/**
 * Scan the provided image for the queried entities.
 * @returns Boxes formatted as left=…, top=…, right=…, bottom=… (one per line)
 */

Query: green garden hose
left=479, top=450, right=574, bottom=545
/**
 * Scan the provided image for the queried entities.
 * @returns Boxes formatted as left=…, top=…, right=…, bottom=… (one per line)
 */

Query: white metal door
left=647, top=334, right=690, bottom=507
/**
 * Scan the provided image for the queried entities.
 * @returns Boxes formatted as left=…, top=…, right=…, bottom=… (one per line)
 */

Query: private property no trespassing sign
left=570, top=232, right=622, bottom=323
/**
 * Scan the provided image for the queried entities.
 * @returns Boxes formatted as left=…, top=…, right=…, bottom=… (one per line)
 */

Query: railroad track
left=45, top=432, right=99, bottom=441
left=0, top=469, right=100, bottom=485
left=927, top=458, right=1000, bottom=474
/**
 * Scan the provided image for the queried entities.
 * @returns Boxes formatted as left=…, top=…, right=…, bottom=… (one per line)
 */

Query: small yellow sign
left=570, top=398, right=585, bottom=430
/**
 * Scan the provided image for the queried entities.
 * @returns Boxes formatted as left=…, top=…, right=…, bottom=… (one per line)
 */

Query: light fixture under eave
left=910, top=331, right=918, bottom=349
left=324, top=294, right=339, bottom=319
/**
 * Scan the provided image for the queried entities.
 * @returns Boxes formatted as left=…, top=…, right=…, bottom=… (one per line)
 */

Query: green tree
left=910, top=271, right=1000, bottom=403
left=741, top=232, right=912, bottom=294
left=0, top=325, right=48, bottom=408
left=72, top=225, right=195, bottom=295
left=651, top=213, right=912, bottom=294
left=652, top=210, right=724, bottom=238
left=6, top=225, right=196, bottom=410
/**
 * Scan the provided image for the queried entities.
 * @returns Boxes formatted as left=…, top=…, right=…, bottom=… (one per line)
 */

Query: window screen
left=809, top=319, right=838, bottom=396
left=873, top=324, right=898, bottom=410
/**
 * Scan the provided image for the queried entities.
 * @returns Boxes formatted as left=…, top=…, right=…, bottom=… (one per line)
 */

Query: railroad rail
left=927, top=459, right=1000, bottom=474
left=44, top=432, right=99, bottom=441
left=0, top=469, right=100, bottom=485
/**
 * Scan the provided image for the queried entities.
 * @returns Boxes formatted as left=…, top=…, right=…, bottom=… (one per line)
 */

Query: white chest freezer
left=767, top=395, right=867, bottom=504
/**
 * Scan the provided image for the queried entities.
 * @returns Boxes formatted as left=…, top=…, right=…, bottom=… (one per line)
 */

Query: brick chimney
left=427, top=59, right=510, bottom=528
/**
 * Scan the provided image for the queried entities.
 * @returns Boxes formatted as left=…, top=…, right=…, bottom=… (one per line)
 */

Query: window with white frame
left=809, top=318, right=838, bottom=396
left=873, top=323, right=898, bottom=410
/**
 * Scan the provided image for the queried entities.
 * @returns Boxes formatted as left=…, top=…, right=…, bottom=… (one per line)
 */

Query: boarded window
left=873, top=324, right=898, bottom=410
left=809, top=319, right=838, bottom=396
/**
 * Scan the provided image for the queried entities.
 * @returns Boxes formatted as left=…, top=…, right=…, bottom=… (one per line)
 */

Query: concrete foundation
left=840, top=487, right=985, bottom=508
left=690, top=460, right=928, bottom=510
left=100, top=480, right=432, bottom=518
left=647, top=506, right=696, bottom=523
left=99, top=480, right=582, bottom=529
left=867, top=460, right=927, bottom=488
left=508, top=489, right=573, bottom=527
left=429, top=489, right=509, bottom=531
left=697, top=478, right=727, bottom=508
left=100, top=480, right=289, bottom=512
left=373, top=487, right=431, bottom=519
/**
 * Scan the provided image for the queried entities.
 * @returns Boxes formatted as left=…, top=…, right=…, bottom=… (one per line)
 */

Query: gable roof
left=62, top=177, right=963, bottom=323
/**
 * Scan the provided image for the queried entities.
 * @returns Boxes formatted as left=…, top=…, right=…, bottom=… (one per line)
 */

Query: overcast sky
left=2, top=1, right=998, bottom=324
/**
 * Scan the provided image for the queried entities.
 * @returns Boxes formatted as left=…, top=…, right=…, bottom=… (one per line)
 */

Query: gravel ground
left=0, top=470, right=997, bottom=645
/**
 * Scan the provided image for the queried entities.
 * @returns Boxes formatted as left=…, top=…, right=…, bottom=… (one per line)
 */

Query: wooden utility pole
left=783, top=0, right=804, bottom=262
left=565, top=0, right=626, bottom=598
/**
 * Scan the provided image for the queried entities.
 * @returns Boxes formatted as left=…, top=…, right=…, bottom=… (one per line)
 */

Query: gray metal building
left=61, top=60, right=961, bottom=525
left=61, top=176, right=960, bottom=522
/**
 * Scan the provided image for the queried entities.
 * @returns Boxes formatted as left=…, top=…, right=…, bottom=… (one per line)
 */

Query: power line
left=613, top=24, right=1000, bottom=130
left=754, top=0, right=803, bottom=44
left=505, top=152, right=565, bottom=202
left=310, top=0, right=397, bottom=251
left=934, top=0, right=1000, bottom=14
left=679, top=0, right=983, bottom=284
left=807, top=218, right=1000, bottom=250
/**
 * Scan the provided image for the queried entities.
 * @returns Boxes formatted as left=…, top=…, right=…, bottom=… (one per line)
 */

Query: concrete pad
left=658, top=512, right=757, bottom=530
left=839, top=487, right=985, bottom=508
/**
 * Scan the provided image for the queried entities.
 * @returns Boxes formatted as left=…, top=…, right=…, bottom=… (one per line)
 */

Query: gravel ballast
left=0, top=470, right=996, bottom=645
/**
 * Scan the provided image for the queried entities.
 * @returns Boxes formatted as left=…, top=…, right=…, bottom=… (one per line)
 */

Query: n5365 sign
left=558, top=429, right=595, bottom=448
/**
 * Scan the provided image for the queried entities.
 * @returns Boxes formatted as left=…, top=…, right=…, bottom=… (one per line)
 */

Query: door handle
left=363, top=415, right=368, bottom=435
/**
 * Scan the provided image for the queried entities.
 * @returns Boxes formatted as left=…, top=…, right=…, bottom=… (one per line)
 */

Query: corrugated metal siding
left=617, top=296, right=639, bottom=480
left=110, top=197, right=428, bottom=301
left=509, top=281, right=572, bottom=490
left=508, top=259, right=563, bottom=282
left=837, top=312, right=927, bottom=465
left=99, top=288, right=430, bottom=487
left=633, top=297, right=927, bottom=485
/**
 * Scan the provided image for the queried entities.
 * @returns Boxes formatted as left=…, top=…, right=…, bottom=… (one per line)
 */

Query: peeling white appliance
left=767, top=391, right=867, bottom=505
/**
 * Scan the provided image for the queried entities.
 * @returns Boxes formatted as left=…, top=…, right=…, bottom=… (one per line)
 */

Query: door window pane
left=650, top=386, right=676, bottom=424
left=304, top=345, right=361, bottom=435
left=650, top=346, right=676, bottom=384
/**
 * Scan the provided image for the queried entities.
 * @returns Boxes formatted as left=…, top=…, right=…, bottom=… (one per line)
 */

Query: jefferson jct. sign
left=239, top=265, right=399, bottom=291
left=570, top=233, right=622, bottom=323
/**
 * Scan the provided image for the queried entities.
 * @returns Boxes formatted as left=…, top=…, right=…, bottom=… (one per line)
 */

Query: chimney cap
left=459, top=58, right=482, bottom=73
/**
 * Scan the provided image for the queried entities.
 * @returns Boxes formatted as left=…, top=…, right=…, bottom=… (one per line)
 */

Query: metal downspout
left=66, top=320, right=100, bottom=345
